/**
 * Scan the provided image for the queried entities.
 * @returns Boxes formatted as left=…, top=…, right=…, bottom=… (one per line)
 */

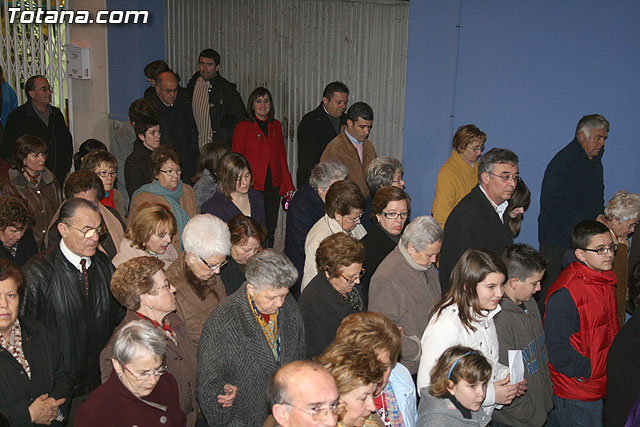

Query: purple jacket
left=200, top=188, right=266, bottom=228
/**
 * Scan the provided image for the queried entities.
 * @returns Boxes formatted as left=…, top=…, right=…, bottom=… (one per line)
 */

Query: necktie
left=79, top=258, right=89, bottom=296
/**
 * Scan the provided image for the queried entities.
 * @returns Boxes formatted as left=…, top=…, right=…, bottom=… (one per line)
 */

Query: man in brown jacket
left=320, top=102, right=377, bottom=197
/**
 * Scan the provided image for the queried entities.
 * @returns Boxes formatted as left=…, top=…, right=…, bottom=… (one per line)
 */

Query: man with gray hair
left=21, top=198, right=124, bottom=422
left=438, top=148, right=519, bottom=293
left=268, top=360, right=340, bottom=427
left=166, top=213, right=231, bottom=346
left=538, top=114, right=609, bottom=313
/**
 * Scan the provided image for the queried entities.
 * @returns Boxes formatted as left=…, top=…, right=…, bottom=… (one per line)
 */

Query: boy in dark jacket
left=494, top=243, right=553, bottom=427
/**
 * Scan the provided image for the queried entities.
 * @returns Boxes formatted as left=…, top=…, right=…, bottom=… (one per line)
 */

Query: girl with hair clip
left=418, top=345, right=492, bottom=426
left=416, top=249, right=525, bottom=419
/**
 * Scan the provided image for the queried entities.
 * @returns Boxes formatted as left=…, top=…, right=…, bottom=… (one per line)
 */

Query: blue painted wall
left=403, top=0, right=640, bottom=247
left=106, top=0, right=164, bottom=121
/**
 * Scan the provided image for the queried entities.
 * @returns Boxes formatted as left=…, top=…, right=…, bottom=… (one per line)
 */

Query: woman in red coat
left=232, top=87, right=294, bottom=247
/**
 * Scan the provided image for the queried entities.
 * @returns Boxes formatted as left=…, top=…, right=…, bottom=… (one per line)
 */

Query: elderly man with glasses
left=2, top=74, right=73, bottom=186
left=21, top=197, right=125, bottom=424
left=438, top=147, right=520, bottom=293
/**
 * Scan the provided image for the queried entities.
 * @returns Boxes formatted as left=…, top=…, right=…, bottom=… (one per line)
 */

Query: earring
left=149, top=305, right=153, bottom=309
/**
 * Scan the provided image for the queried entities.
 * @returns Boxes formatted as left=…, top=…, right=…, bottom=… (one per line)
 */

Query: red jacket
left=232, top=119, right=295, bottom=194
left=545, top=261, right=619, bottom=401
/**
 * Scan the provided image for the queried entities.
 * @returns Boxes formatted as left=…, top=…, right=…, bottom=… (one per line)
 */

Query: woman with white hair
left=165, top=214, right=231, bottom=347
left=596, top=190, right=640, bottom=326
left=75, top=320, right=186, bottom=426
left=284, top=160, right=348, bottom=297
left=369, top=215, right=443, bottom=376
left=197, top=249, right=305, bottom=426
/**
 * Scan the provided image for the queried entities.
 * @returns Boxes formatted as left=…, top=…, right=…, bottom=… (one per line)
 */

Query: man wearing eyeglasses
left=2, top=75, right=73, bottom=186
left=149, top=70, right=200, bottom=183
left=21, top=198, right=125, bottom=423
left=438, top=148, right=519, bottom=293
left=268, top=360, right=340, bottom=427
left=543, top=220, right=618, bottom=427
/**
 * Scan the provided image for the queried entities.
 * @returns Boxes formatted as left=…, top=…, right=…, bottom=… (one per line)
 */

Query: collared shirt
left=322, top=104, right=341, bottom=133
left=479, top=185, right=508, bottom=222
left=59, top=238, right=92, bottom=271
left=30, top=100, right=51, bottom=125
left=344, top=129, right=364, bottom=163
left=192, top=76, right=212, bottom=148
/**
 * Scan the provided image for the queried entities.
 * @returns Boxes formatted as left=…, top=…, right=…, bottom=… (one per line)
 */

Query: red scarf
left=100, top=190, right=115, bottom=209
left=136, top=311, right=176, bottom=342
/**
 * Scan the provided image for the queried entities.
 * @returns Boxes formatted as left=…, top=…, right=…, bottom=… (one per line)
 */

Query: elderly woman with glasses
left=219, top=214, right=266, bottom=296
left=596, top=190, right=640, bottom=326
left=317, top=342, right=386, bottom=427
left=301, top=180, right=367, bottom=291
left=299, top=233, right=366, bottom=358
left=432, top=124, right=486, bottom=228
left=0, top=134, right=62, bottom=248
left=166, top=214, right=230, bottom=347
left=113, top=203, right=179, bottom=269
left=99, top=256, right=197, bottom=426
left=359, top=186, right=411, bottom=307
left=369, top=216, right=443, bottom=376
left=129, top=145, right=198, bottom=251
left=77, top=320, right=186, bottom=426
left=0, top=259, right=72, bottom=426
left=197, top=249, right=305, bottom=426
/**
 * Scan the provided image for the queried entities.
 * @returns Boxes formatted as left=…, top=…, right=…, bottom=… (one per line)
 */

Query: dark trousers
left=537, top=244, right=570, bottom=315
left=262, top=167, right=280, bottom=248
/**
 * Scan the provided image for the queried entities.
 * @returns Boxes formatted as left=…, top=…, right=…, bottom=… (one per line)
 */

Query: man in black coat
left=296, top=81, right=349, bottom=187
left=2, top=75, right=73, bottom=186
left=20, top=198, right=124, bottom=422
left=186, top=48, right=246, bottom=148
left=150, top=71, right=200, bottom=183
left=438, top=148, right=518, bottom=293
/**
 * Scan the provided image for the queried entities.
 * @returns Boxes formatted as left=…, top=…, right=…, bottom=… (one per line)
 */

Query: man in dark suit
left=296, top=81, right=349, bottom=187
left=2, top=75, right=73, bottom=186
left=150, top=70, right=199, bottom=182
left=438, top=148, right=519, bottom=293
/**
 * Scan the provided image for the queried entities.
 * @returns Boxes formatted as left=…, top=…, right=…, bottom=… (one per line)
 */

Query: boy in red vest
left=544, top=220, right=619, bottom=426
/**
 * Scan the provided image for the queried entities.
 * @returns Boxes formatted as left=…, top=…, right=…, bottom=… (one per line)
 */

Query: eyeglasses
left=122, top=363, right=168, bottom=380
left=64, top=223, right=105, bottom=239
left=489, top=173, right=522, bottom=184
left=153, top=280, right=172, bottom=293
left=627, top=223, right=639, bottom=231
left=35, top=86, right=53, bottom=93
left=159, top=168, right=182, bottom=176
left=381, top=211, right=410, bottom=220
left=96, top=171, right=117, bottom=178
left=341, top=268, right=366, bottom=285
left=467, top=144, right=485, bottom=153
left=281, top=400, right=341, bottom=421
left=582, top=244, right=618, bottom=255
left=200, top=256, right=228, bottom=272
left=342, top=213, right=363, bottom=224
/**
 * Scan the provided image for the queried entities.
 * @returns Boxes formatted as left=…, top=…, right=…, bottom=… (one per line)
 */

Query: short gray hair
left=245, top=249, right=298, bottom=291
left=401, top=215, right=443, bottom=251
left=605, top=190, right=640, bottom=222
left=576, top=114, right=610, bottom=139
left=309, top=161, right=349, bottom=192
left=366, top=157, right=403, bottom=195
left=58, top=197, right=99, bottom=224
left=478, top=148, right=518, bottom=177
left=182, top=214, right=231, bottom=258
left=112, top=320, right=166, bottom=365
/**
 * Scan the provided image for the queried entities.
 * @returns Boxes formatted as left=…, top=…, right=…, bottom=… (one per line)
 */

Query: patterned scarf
left=136, top=311, right=177, bottom=345
left=248, top=291, right=281, bottom=363
left=0, top=319, right=31, bottom=379
left=374, top=382, right=404, bottom=426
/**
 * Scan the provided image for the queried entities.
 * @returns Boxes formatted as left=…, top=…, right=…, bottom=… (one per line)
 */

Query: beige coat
left=111, top=237, right=178, bottom=270
left=320, top=130, right=376, bottom=197
left=128, top=184, right=198, bottom=252
left=165, top=253, right=228, bottom=347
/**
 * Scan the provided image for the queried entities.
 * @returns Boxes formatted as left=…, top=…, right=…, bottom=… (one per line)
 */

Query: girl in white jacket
left=416, top=248, right=523, bottom=418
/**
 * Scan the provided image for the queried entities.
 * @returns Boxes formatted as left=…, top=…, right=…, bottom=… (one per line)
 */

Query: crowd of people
left=0, top=48, right=638, bottom=427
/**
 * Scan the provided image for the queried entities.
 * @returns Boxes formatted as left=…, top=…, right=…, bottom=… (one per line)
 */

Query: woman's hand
left=217, top=384, right=238, bottom=408
left=28, top=394, right=65, bottom=425
left=516, top=379, right=528, bottom=397
left=494, top=375, right=520, bottom=405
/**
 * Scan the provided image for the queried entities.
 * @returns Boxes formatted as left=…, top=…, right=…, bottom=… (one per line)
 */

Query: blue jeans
left=547, top=395, right=603, bottom=427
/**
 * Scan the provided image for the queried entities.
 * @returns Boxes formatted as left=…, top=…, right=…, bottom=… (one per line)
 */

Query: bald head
left=155, top=71, right=179, bottom=106
left=269, top=360, right=339, bottom=427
